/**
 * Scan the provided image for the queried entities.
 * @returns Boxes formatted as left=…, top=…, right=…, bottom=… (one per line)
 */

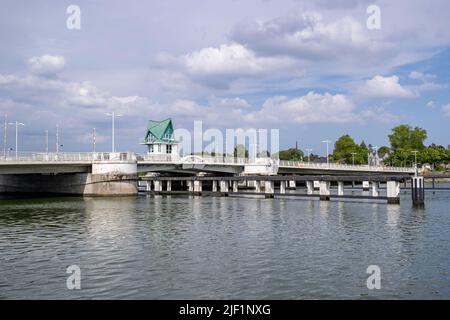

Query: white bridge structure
left=0, top=152, right=415, bottom=196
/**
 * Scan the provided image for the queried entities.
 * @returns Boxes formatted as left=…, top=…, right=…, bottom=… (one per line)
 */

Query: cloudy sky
left=1, top=0, right=449, bottom=154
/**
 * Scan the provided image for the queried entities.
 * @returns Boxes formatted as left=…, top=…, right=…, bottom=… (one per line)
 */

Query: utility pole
left=322, top=140, right=331, bottom=166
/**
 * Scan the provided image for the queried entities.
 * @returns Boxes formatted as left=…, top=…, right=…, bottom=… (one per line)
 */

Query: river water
left=1, top=188, right=449, bottom=299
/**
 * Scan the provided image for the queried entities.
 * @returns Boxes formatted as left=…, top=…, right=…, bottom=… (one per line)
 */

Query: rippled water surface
left=1, top=190, right=450, bottom=299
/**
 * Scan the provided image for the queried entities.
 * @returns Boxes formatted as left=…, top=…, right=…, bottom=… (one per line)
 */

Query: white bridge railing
left=278, top=160, right=415, bottom=173
left=0, top=152, right=136, bottom=162
left=0, top=152, right=415, bottom=173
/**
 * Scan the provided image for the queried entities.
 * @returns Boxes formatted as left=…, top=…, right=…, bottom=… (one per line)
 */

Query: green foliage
left=233, top=144, right=248, bottom=158
left=332, top=135, right=368, bottom=164
left=278, top=148, right=304, bottom=161
left=378, top=146, right=390, bottom=157
left=385, top=125, right=428, bottom=166
left=388, top=124, right=427, bottom=151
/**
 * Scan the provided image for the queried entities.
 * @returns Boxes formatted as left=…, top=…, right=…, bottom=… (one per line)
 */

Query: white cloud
left=358, top=75, right=415, bottom=99
left=214, top=97, right=251, bottom=108
left=231, top=13, right=383, bottom=61
left=442, top=104, right=450, bottom=117
left=183, top=43, right=291, bottom=76
left=409, top=71, right=435, bottom=82
left=28, top=55, right=66, bottom=76
left=155, top=43, right=296, bottom=89
left=426, top=101, right=435, bottom=108
left=246, top=92, right=358, bottom=124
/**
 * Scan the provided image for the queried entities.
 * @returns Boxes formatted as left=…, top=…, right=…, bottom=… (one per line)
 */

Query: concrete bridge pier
left=166, top=181, right=172, bottom=192
left=154, top=180, right=162, bottom=193
left=220, top=180, right=229, bottom=193
left=265, top=181, right=274, bottom=198
left=306, top=181, right=314, bottom=195
left=280, top=181, right=286, bottom=194
left=212, top=180, right=218, bottom=192
left=371, top=182, right=379, bottom=197
left=362, top=181, right=370, bottom=191
left=146, top=181, right=152, bottom=192
left=313, top=181, right=320, bottom=190
left=337, top=181, right=344, bottom=196
left=187, top=180, right=194, bottom=192
left=319, top=181, right=330, bottom=201
left=255, top=180, right=261, bottom=193
left=194, top=180, right=202, bottom=194
left=387, top=181, right=400, bottom=204
left=288, top=180, right=296, bottom=189
left=411, top=176, right=425, bottom=207
left=232, top=181, right=238, bottom=193
left=84, top=161, right=138, bottom=196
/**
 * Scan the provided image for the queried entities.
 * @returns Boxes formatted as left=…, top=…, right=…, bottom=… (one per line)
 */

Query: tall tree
left=385, top=125, right=427, bottom=166
left=233, top=144, right=248, bottom=158
left=388, top=124, right=427, bottom=151
left=332, top=135, right=367, bottom=164
left=278, top=148, right=304, bottom=161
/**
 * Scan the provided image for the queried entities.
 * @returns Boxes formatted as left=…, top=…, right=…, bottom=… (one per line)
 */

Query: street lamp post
left=322, top=140, right=331, bottom=166
left=106, top=112, right=122, bottom=153
left=3, top=114, right=7, bottom=159
left=45, top=130, right=49, bottom=153
left=8, top=121, right=25, bottom=160
left=92, top=128, right=96, bottom=153
left=306, top=148, right=312, bottom=164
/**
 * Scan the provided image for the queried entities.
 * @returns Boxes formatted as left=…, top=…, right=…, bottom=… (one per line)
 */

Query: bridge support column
left=87, top=162, right=138, bottom=196
left=337, top=181, right=344, bottom=196
left=146, top=181, right=152, bottom=192
left=280, top=181, right=286, bottom=194
left=387, top=181, right=400, bottom=204
left=371, top=182, right=379, bottom=197
left=288, top=180, right=296, bottom=189
left=362, top=181, right=370, bottom=191
left=194, top=180, right=202, bottom=194
left=411, top=176, right=425, bottom=207
left=166, top=181, right=171, bottom=192
left=154, top=180, right=162, bottom=193
left=306, top=181, right=314, bottom=195
left=313, top=181, right=320, bottom=190
left=187, top=180, right=194, bottom=192
left=232, top=181, right=238, bottom=193
left=220, top=180, right=229, bottom=193
left=212, top=180, right=218, bottom=192
left=319, top=181, right=330, bottom=201
left=265, top=181, right=274, bottom=198
left=255, top=180, right=261, bottom=193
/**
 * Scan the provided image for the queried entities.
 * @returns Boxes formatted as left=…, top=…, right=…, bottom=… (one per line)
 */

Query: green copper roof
left=143, top=118, right=175, bottom=143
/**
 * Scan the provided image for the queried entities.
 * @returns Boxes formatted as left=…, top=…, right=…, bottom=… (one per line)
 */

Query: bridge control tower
left=141, top=118, right=178, bottom=157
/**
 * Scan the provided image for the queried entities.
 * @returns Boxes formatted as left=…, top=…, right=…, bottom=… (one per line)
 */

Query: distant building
left=141, top=118, right=178, bottom=155
left=368, top=152, right=382, bottom=166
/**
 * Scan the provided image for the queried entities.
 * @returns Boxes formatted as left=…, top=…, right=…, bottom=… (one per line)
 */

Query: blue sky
left=0, top=0, right=449, bottom=155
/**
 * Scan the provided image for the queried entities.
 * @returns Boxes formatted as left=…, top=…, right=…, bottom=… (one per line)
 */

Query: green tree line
left=277, top=124, right=450, bottom=170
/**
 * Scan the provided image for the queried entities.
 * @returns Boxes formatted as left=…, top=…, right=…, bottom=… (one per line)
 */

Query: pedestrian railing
left=0, top=152, right=136, bottom=162
left=0, top=152, right=415, bottom=173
